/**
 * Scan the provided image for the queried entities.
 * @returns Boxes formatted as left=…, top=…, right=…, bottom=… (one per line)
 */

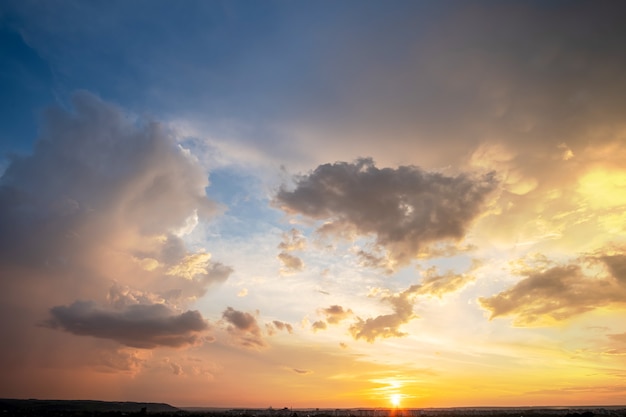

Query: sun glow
left=390, top=394, right=402, bottom=408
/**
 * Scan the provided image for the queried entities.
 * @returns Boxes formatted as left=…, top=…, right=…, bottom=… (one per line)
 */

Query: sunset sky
left=2, top=0, right=626, bottom=409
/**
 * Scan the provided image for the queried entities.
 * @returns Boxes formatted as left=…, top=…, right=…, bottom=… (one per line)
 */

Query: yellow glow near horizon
left=390, top=394, right=401, bottom=408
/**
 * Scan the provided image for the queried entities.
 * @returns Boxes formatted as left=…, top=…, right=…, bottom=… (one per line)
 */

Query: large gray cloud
left=46, top=301, right=208, bottom=349
left=479, top=253, right=626, bottom=326
left=274, top=158, right=496, bottom=269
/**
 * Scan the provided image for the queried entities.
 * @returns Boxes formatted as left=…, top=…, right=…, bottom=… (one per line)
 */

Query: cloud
left=265, top=320, right=294, bottom=336
left=349, top=287, right=418, bottom=343
left=344, top=263, right=478, bottom=342
left=311, top=321, right=327, bottom=332
left=45, top=301, right=209, bottom=349
left=93, top=348, right=150, bottom=375
left=0, top=92, right=220, bottom=265
left=604, top=332, right=626, bottom=356
left=166, top=252, right=213, bottom=280
left=277, top=228, right=306, bottom=275
left=0, top=92, right=230, bottom=377
left=321, top=305, right=353, bottom=324
left=277, top=252, right=304, bottom=275
left=311, top=305, right=353, bottom=332
left=412, top=265, right=477, bottom=298
left=479, top=252, right=626, bottom=326
left=221, top=307, right=267, bottom=349
left=274, top=158, right=497, bottom=269
left=272, top=320, right=294, bottom=334
left=278, top=228, right=306, bottom=251
left=608, top=332, right=626, bottom=344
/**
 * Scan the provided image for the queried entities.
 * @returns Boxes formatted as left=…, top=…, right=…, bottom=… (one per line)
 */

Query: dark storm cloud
left=274, top=158, right=496, bottom=269
left=479, top=253, right=626, bottom=326
left=46, top=301, right=208, bottom=349
left=222, top=307, right=267, bottom=349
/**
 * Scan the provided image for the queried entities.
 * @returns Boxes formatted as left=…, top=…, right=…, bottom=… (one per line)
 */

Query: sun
left=390, top=393, right=402, bottom=408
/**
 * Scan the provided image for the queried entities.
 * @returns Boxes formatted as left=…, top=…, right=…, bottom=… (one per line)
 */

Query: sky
left=1, top=0, right=626, bottom=409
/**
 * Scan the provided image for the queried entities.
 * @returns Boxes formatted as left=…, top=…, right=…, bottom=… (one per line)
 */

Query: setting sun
left=390, top=394, right=402, bottom=408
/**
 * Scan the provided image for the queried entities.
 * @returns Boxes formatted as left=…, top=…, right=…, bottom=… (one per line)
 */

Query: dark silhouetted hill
left=0, top=398, right=179, bottom=415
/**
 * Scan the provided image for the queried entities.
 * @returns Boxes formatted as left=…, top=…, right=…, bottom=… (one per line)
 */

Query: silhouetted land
left=1, top=400, right=625, bottom=417
left=0, top=399, right=178, bottom=416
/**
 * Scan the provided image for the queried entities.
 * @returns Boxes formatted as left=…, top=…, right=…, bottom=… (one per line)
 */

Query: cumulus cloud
left=0, top=92, right=231, bottom=375
left=0, top=92, right=220, bottom=265
left=45, top=301, right=209, bottom=349
left=274, top=158, right=497, bottom=269
left=349, top=287, right=418, bottom=342
left=479, top=252, right=626, bottom=326
left=221, top=307, right=267, bottom=349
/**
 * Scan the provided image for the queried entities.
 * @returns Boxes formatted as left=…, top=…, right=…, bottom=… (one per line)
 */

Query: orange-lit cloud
left=480, top=251, right=626, bottom=325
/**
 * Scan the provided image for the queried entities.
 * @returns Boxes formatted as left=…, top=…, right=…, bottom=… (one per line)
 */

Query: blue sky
left=2, top=0, right=626, bottom=408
